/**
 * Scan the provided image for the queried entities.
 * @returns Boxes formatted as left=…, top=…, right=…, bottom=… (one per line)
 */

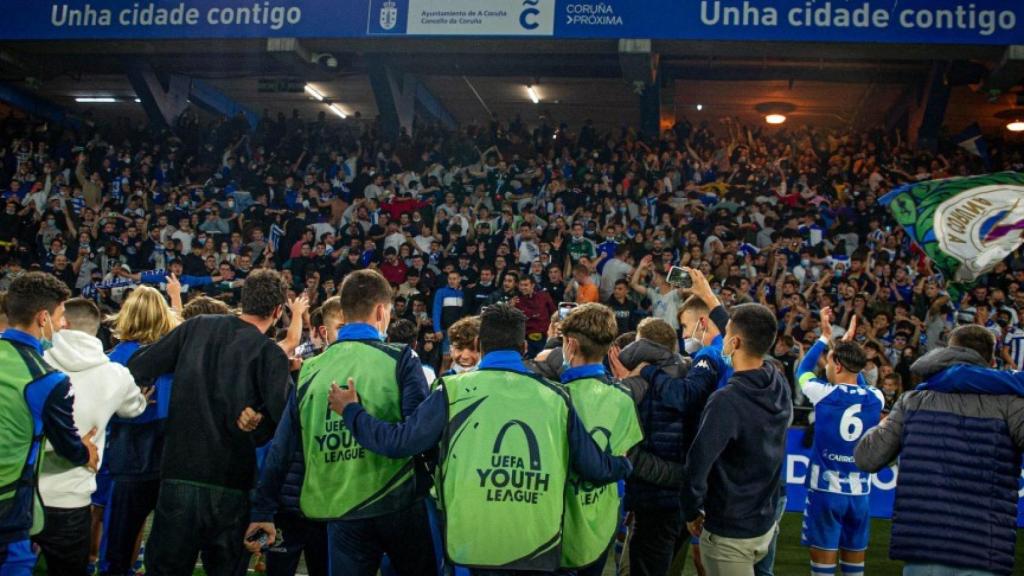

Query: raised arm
left=629, top=255, right=652, bottom=296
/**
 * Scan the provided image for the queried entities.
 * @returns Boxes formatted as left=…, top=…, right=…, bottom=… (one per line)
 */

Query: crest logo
left=934, top=184, right=1024, bottom=281
left=379, top=0, right=398, bottom=30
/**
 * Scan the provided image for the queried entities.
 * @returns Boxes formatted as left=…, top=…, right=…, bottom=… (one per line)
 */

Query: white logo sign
left=402, top=0, right=554, bottom=36
left=379, top=1, right=398, bottom=30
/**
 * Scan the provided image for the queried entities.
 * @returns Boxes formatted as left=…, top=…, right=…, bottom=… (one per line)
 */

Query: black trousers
left=102, top=477, right=160, bottom=575
left=33, top=505, right=92, bottom=576
left=265, top=512, right=328, bottom=576
left=144, top=479, right=249, bottom=576
left=325, top=501, right=436, bottom=576
left=629, top=506, right=687, bottom=576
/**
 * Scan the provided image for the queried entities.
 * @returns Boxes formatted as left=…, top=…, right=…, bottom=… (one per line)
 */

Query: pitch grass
left=33, top=513, right=1024, bottom=575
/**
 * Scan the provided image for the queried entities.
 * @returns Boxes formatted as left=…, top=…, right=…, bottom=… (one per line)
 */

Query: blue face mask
left=40, top=313, right=56, bottom=352
left=720, top=337, right=736, bottom=369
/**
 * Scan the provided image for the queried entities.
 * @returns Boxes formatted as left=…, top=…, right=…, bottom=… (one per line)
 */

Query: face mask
left=452, top=362, right=478, bottom=374
left=684, top=321, right=706, bottom=356
left=561, top=340, right=573, bottom=372
left=800, top=259, right=810, bottom=268
left=47, top=219, right=55, bottom=226
left=720, top=337, right=737, bottom=370
left=40, top=312, right=56, bottom=351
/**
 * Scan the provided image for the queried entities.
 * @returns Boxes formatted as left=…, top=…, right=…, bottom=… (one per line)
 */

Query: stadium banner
left=1, top=0, right=1021, bottom=44
left=783, top=428, right=1024, bottom=528
left=880, top=172, right=1024, bottom=296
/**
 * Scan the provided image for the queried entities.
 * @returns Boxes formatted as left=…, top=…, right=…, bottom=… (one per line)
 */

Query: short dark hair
left=340, top=269, right=393, bottom=321
left=479, top=303, right=525, bottom=354
left=387, top=319, right=418, bottom=346
left=63, top=297, right=101, bottom=336
left=949, top=324, right=996, bottom=364
left=729, top=303, right=778, bottom=358
left=614, top=331, right=636, bottom=350
left=240, top=269, right=288, bottom=318
left=6, top=272, right=70, bottom=327
left=831, top=340, right=867, bottom=373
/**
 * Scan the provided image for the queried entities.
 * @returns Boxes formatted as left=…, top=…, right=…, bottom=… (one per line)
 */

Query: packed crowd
left=3, top=111, right=1024, bottom=408
left=1, top=108, right=1024, bottom=576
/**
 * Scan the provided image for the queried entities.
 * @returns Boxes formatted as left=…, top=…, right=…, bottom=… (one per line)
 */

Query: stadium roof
left=0, top=38, right=1016, bottom=134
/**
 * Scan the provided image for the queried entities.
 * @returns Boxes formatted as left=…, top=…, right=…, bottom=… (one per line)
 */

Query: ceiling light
left=75, top=97, right=117, bottom=103
left=304, top=84, right=325, bottom=101
left=755, top=102, right=796, bottom=126
left=526, top=85, right=540, bottom=104
left=134, top=98, right=141, bottom=103
left=1007, top=121, right=1024, bottom=132
left=328, top=103, right=347, bottom=119
left=696, top=104, right=703, bottom=111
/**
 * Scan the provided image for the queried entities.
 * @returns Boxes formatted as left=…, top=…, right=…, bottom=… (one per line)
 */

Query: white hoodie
left=41, top=329, right=147, bottom=508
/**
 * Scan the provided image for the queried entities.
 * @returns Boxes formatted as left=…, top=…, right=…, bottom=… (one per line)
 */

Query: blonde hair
left=109, top=286, right=180, bottom=344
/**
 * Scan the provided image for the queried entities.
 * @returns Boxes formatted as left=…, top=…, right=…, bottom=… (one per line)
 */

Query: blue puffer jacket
left=629, top=354, right=688, bottom=510
left=855, top=346, right=1024, bottom=575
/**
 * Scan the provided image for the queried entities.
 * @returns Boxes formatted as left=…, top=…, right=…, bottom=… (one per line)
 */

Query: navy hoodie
left=682, top=362, right=792, bottom=539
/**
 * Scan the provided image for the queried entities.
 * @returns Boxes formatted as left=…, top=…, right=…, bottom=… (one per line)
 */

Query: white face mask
left=452, top=362, right=477, bottom=374
left=684, top=337, right=703, bottom=356
left=683, top=321, right=706, bottom=356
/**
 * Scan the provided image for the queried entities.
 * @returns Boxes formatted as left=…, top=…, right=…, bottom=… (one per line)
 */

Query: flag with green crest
left=879, top=172, right=1024, bottom=299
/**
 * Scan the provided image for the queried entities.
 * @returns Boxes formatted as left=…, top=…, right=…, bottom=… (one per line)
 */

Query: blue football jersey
left=798, top=339, right=884, bottom=496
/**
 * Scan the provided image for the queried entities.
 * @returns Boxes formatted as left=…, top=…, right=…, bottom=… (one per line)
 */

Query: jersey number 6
left=840, top=404, right=863, bottom=442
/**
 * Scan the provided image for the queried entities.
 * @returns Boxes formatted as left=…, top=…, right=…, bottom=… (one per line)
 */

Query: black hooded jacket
left=682, top=362, right=792, bottom=538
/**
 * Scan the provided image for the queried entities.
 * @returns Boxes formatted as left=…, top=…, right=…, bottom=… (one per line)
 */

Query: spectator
left=103, top=286, right=180, bottom=576
left=606, top=279, right=639, bottom=335
left=129, top=269, right=292, bottom=575
left=432, top=270, right=464, bottom=355
left=36, top=298, right=146, bottom=576
left=516, top=275, right=557, bottom=358
left=856, top=325, right=1024, bottom=576
left=631, top=255, right=685, bottom=331
left=444, top=315, right=481, bottom=375
left=683, top=299, right=792, bottom=575
left=572, top=263, right=600, bottom=304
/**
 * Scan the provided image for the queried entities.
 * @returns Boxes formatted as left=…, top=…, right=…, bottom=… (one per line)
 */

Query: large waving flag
left=880, top=172, right=1024, bottom=295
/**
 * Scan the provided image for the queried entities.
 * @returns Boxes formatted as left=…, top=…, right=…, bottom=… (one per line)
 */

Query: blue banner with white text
left=782, top=428, right=1024, bottom=528
left=0, top=0, right=1020, bottom=44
